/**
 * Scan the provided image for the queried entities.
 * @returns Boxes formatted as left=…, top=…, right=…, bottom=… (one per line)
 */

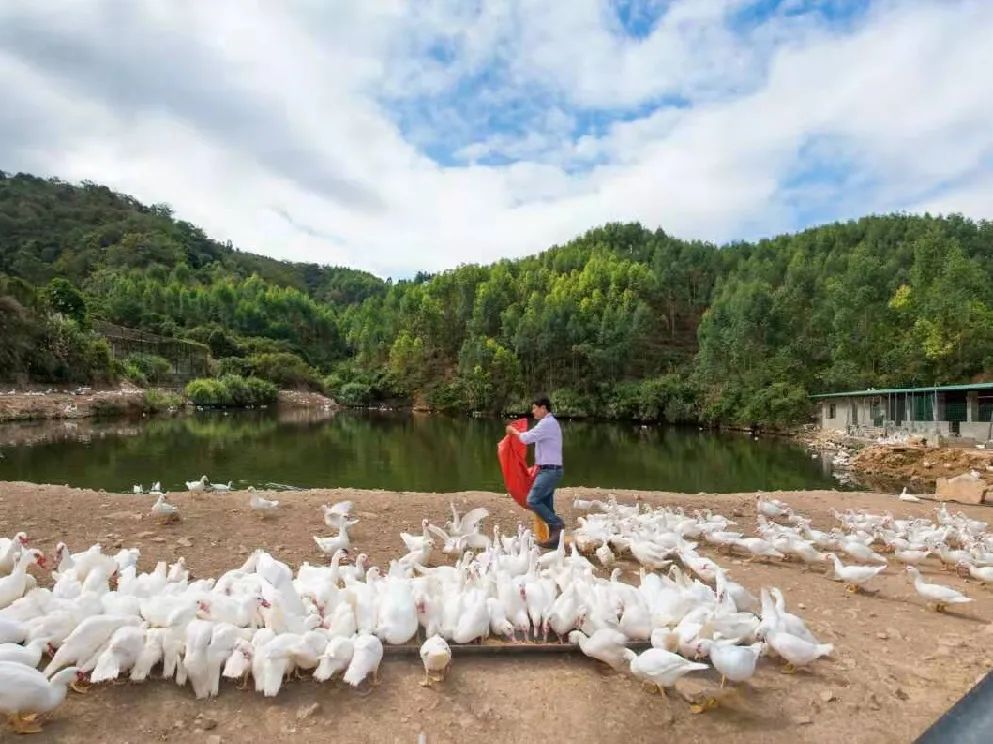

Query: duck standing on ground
left=249, top=491, right=280, bottom=517
left=906, top=566, right=972, bottom=612
left=151, top=494, right=180, bottom=523
left=0, top=663, right=81, bottom=734
left=419, top=634, right=452, bottom=686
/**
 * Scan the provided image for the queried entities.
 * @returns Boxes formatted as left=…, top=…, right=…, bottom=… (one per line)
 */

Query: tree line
left=3, top=171, right=992, bottom=426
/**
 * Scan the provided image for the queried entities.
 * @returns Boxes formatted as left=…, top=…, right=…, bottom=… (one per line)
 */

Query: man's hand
left=505, top=424, right=520, bottom=437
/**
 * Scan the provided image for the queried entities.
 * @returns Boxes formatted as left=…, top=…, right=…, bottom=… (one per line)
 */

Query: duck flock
left=0, top=491, right=989, bottom=733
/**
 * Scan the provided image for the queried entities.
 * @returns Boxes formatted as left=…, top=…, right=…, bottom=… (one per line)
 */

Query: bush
left=144, top=388, right=183, bottom=413
left=184, top=375, right=277, bottom=407
left=216, top=357, right=250, bottom=377
left=123, top=353, right=172, bottom=385
left=337, top=381, right=372, bottom=406
left=245, top=352, right=322, bottom=390
left=549, top=388, right=594, bottom=418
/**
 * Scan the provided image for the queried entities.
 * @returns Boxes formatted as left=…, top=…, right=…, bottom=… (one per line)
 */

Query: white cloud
left=1, top=0, right=991, bottom=278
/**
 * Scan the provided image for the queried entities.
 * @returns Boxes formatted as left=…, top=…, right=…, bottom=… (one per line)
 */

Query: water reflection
left=0, top=410, right=847, bottom=494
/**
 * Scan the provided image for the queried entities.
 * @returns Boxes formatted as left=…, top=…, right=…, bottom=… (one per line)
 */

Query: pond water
left=0, top=409, right=846, bottom=494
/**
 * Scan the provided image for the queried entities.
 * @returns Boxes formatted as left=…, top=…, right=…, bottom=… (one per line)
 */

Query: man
left=505, top=394, right=564, bottom=549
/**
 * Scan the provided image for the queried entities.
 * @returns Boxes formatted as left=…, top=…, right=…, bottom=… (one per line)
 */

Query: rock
left=206, top=736, right=221, bottom=744
left=794, top=715, right=814, bottom=725
left=867, top=693, right=881, bottom=711
left=136, top=531, right=156, bottom=539
left=894, top=687, right=910, bottom=701
left=176, top=537, right=193, bottom=547
left=935, top=475, right=990, bottom=504
left=819, top=690, right=835, bottom=703
left=797, top=602, right=806, bottom=610
left=876, top=632, right=889, bottom=640
left=296, top=703, right=320, bottom=721
left=198, top=717, right=218, bottom=731
left=237, top=545, right=248, bottom=555
left=151, top=537, right=167, bottom=543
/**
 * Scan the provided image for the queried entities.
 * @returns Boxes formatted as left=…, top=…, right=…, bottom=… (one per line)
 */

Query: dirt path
left=0, top=482, right=991, bottom=743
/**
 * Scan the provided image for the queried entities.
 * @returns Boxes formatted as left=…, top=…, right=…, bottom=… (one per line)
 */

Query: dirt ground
left=852, top=443, right=993, bottom=490
left=0, top=387, right=150, bottom=422
left=0, top=482, right=991, bottom=744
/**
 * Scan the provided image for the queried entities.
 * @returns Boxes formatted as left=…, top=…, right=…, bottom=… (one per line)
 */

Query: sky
left=1, top=0, right=991, bottom=279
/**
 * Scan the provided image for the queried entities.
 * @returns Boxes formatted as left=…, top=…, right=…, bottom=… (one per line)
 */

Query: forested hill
left=3, top=170, right=993, bottom=427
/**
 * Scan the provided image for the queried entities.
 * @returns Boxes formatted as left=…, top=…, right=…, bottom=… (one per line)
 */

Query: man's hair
left=531, top=394, right=552, bottom=412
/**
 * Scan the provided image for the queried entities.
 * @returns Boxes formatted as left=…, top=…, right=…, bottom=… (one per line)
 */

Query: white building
left=813, top=382, right=993, bottom=440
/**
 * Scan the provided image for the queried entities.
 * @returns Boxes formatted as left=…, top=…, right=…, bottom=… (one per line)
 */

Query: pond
left=0, top=408, right=846, bottom=494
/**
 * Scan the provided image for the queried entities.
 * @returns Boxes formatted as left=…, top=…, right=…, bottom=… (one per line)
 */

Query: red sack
left=498, top=418, right=538, bottom=508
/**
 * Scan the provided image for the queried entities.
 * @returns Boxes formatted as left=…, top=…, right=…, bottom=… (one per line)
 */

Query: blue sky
left=1, top=0, right=991, bottom=277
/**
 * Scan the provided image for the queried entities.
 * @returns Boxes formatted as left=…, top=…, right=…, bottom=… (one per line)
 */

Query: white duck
left=322, top=500, right=354, bottom=530
left=401, top=520, right=433, bottom=554
left=962, top=562, right=993, bottom=585
left=0, top=533, right=30, bottom=576
left=568, top=628, right=630, bottom=671
left=898, top=487, right=922, bottom=503
left=90, top=626, right=146, bottom=684
left=314, top=522, right=353, bottom=557
left=826, top=553, right=886, bottom=593
left=0, top=639, right=46, bottom=666
left=419, top=634, right=452, bottom=686
left=249, top=492, right=279, bottom=516
left=44, top=615, right=142, bottom=678
left=0, top=549, right=46, bottom=609
left=0, top=617, right=27, bottom=644
left=710, top=638, right=763, bottom=686
left=766, top=628, right=833, bottom=673
left=343, top=633, right=384, bottom=687
left=0, top=662, right=81, bottom=734
left=186, top=475, right=208, bottom=492
left=628, top=647, right=709, bottom=693
left=906, top=566, right=972, bottom=612
left=313, top=636, right=354, bottom=682
left=151, top=494, right=179, bottom=522
left=211, top=480, right=233, bottom=492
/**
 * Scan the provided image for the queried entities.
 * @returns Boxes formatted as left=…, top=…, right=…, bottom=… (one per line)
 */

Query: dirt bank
left=0, top=386, right=149, bottom=422
left=0, top=483, right=991, bottom=743
left=852, top=443, right=993, bottom=490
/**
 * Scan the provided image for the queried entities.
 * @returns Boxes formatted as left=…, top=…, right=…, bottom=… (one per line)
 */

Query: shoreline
left=0, top=386, right=335, bottom=423
left=0, top=482, right=989, bottom=742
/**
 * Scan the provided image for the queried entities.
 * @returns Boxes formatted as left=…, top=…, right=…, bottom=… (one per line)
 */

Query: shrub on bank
left=244, top=352, right=323, bottom=390
left=122, top=353, right=172, bottom=386
left=185, top=374, right=277, bottom=407
left=143, top=388, right=183, bottom=413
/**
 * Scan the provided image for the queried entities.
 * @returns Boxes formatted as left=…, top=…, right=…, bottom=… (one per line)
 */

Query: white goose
left=906, top=566, right=972, bottom=612
left=0, top=662, right=81, bottom=734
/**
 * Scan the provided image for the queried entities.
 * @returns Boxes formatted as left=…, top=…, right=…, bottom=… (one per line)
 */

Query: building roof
left=811, top=382, right=993, bottom=399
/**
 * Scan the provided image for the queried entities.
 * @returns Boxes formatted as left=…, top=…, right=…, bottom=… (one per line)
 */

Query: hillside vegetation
left=3, top=170, right=992, bottom=426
